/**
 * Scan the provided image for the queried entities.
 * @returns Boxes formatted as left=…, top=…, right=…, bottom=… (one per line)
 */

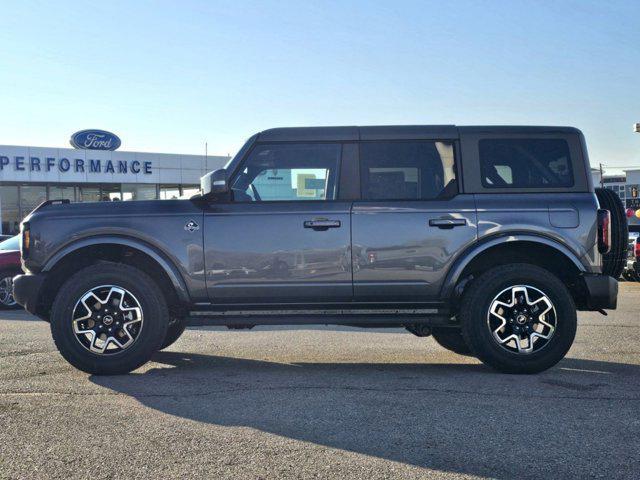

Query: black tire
left=160, top=319, right=187, bottom=349
left=50, top=263, right=169, bottom=375
left=595, top=187, right=628, bottom=279
left=459, top=264, right=577, bottom=374
left=0, top=270, right=21, bottom=309
left=431, top=328, right=473, bottom=356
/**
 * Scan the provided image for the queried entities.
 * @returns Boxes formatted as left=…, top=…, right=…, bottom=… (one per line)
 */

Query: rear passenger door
left=352, top=135, right=477, bottom=302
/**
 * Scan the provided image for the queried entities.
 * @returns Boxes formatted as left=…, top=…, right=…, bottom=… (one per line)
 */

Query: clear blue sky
left=0, top=0, right=638, bottom=171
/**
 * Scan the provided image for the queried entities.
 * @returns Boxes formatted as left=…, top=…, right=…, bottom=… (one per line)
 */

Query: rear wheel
left=460, top=264, right=576, bottom=374
left=431, top=328, right=473, bottom=356
left=595, top=187, right=628, bottom=279
left=50, top=263, right=169, bottom=375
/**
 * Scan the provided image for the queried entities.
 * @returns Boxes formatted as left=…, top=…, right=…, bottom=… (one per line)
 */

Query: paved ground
left=1, top=284, right=639, bottom=480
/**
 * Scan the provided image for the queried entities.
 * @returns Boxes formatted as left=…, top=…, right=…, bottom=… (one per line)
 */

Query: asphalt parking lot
left=1, top=284, right=639, bottom=480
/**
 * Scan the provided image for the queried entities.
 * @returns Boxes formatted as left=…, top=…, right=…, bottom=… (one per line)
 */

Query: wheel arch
left=38, top=236, right=190, bottom=318
left=442, top=235, right=588, bottom=304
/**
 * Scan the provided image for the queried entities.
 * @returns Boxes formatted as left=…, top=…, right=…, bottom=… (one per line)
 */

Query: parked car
left=0, top=236, right=22, bottom=309
left=13, top=125, right=626, bottom=375
left=622, top=225, right=640, bottom=280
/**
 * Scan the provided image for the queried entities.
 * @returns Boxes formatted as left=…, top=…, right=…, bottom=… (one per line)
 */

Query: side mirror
left=201, top=169, right=229, bottom=197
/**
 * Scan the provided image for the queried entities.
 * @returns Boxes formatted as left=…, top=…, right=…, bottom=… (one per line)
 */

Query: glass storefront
left=0, top=183, right=199, bottom=235
left=0, top=186, right=19, bottom=235
left=122, top=184, right=158, bottom=201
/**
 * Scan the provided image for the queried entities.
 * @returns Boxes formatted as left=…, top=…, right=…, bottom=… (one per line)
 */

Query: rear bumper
left=582, top=273, right=618, bottom=310
left=12, top=273, right=46, bottom=315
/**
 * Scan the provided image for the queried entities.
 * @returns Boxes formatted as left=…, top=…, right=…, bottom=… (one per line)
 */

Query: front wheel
left=50, top=263, right=169, bottom=375
left=459, top=264, right=577, bottom=374
left=160, top=319, right=187, bottom=349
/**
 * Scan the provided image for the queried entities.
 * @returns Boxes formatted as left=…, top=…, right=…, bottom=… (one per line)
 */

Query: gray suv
left=13, top=126, right=623, bottom=375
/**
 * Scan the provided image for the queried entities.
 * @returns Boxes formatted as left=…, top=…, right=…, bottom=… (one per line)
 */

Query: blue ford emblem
left=70, top=129, right=121, bottom=151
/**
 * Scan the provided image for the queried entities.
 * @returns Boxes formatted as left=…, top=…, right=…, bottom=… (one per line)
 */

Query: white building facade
left=0, top=141, right=228, bottom=234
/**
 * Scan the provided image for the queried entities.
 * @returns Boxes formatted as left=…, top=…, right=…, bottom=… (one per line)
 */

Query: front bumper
left=12, top=273, right=46, bottom=315
left=582, top=273, right=618, bottom=310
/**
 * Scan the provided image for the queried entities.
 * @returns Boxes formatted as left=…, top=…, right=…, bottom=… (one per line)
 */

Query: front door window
left=231, top=143, right=341, bottom=202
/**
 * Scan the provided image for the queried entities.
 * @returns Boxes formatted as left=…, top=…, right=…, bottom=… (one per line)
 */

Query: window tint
left=360, top=141, right=456, bottom=200
left=232, top=143, right=340, bottom=202
left=480, top=139, right=573, bottom=188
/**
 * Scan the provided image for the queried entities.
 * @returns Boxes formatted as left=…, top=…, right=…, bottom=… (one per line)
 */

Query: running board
left=186, top=308, right=455, bottom=327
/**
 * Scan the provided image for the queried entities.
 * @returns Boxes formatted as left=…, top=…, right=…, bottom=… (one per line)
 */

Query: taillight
left=635, top=239, right=640, bottom=259
left=597, top=209, right=611, bottom=254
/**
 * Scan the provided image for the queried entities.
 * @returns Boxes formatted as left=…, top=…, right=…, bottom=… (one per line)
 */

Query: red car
left=0, top=236, right=22, bottom=309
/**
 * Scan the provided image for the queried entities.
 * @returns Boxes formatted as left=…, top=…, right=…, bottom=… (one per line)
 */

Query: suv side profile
left=13, top=125, right=621, bottom=375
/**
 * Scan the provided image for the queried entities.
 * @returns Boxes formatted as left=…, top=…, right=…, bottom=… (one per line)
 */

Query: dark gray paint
left=18, top=125, right=610, bottom=320
left=352, top=195, right=477, bottom=301
left=23, top=200, right=207, bottom=302
left=202, top=202, right=352, bottom=303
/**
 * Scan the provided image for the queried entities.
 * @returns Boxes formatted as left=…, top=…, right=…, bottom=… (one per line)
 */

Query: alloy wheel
left=486, top=285, right=556, bottom=354
left=72, top=285, right=143, bottom=354
left=0, top=276, right=16, bottom=307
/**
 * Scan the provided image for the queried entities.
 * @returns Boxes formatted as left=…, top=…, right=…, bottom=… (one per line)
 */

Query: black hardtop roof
left=257, top=125, right=581, bottom=142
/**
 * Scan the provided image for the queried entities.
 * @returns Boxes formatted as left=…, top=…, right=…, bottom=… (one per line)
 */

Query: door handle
left=429, top=218, right=467, bottom=229
left=304, top=219, right=341, bottom=231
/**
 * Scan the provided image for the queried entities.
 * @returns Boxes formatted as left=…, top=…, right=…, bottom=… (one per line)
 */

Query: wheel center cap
left=103, top=315, right=114, bottom=326
left=516, top=314, right=528, bottom=325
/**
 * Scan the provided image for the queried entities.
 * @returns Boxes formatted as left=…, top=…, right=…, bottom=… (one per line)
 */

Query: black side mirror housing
left=201, top=169, right=229, bottom=197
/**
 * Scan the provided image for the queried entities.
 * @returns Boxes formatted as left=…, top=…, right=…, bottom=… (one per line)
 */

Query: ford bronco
left=13, top=126, right=626, bottom=374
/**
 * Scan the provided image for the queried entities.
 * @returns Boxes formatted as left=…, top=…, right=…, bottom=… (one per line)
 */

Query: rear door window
left=359, top=141, right=457, bottom=200
left=479, top=139, right=573, bottom=188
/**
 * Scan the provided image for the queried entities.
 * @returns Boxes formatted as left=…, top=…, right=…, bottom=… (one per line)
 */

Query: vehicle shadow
left=91, top=352, right=640, bottom=479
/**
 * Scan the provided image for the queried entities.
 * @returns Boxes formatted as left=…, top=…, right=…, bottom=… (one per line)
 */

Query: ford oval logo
left=70, top=129, right=121, bottom=151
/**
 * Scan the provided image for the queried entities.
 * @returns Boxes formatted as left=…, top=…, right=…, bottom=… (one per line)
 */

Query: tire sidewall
left=160, top=319, right=187, bottom=350
left=461, top=265, right=577, bottom=373
left=51, top=264, right=168, bottom=375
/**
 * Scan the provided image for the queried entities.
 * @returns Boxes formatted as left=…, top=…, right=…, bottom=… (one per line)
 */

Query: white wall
left=0, top=145, right=228, bottom=185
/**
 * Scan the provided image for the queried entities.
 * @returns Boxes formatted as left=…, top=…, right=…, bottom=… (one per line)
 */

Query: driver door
left=203, top=142, right=352, bottom=304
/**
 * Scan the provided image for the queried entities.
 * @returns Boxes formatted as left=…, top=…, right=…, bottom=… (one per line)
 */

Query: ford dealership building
left=0, top=130, right=229, bottom=234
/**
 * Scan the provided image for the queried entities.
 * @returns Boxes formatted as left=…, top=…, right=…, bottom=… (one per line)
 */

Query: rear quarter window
left=479, top=138, right=574, bottom=188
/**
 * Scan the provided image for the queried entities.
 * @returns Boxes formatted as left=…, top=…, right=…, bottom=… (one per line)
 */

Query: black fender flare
left=42, top=235, right=191, bottom=303
left=440, top=234, right=588, bottom=300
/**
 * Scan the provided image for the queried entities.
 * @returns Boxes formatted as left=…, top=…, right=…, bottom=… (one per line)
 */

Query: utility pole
left=599, top=163, right=604, bottom=188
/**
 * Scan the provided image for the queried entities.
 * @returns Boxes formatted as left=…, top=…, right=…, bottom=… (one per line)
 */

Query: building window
left=101, top=184, right=122, bottom=201
left=122, top=184, right=157, bottom=201
left=48, top=185, right=76, bottom=202
left=160, top=185, right=181, bottom=200
left=20, top=185, right=47, bottom=217
left=181, top=185, right=200, bottom=198
left=0, top=186, right=20, bottom=235
left=79, top=186, right=101, bottom=202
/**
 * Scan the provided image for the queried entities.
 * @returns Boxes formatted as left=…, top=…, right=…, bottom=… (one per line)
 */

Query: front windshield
left=0, top=235, right=20, bottom=251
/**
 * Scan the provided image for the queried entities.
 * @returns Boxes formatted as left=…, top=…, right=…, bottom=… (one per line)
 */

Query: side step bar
left=186, top=308, right=456, bottom=328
